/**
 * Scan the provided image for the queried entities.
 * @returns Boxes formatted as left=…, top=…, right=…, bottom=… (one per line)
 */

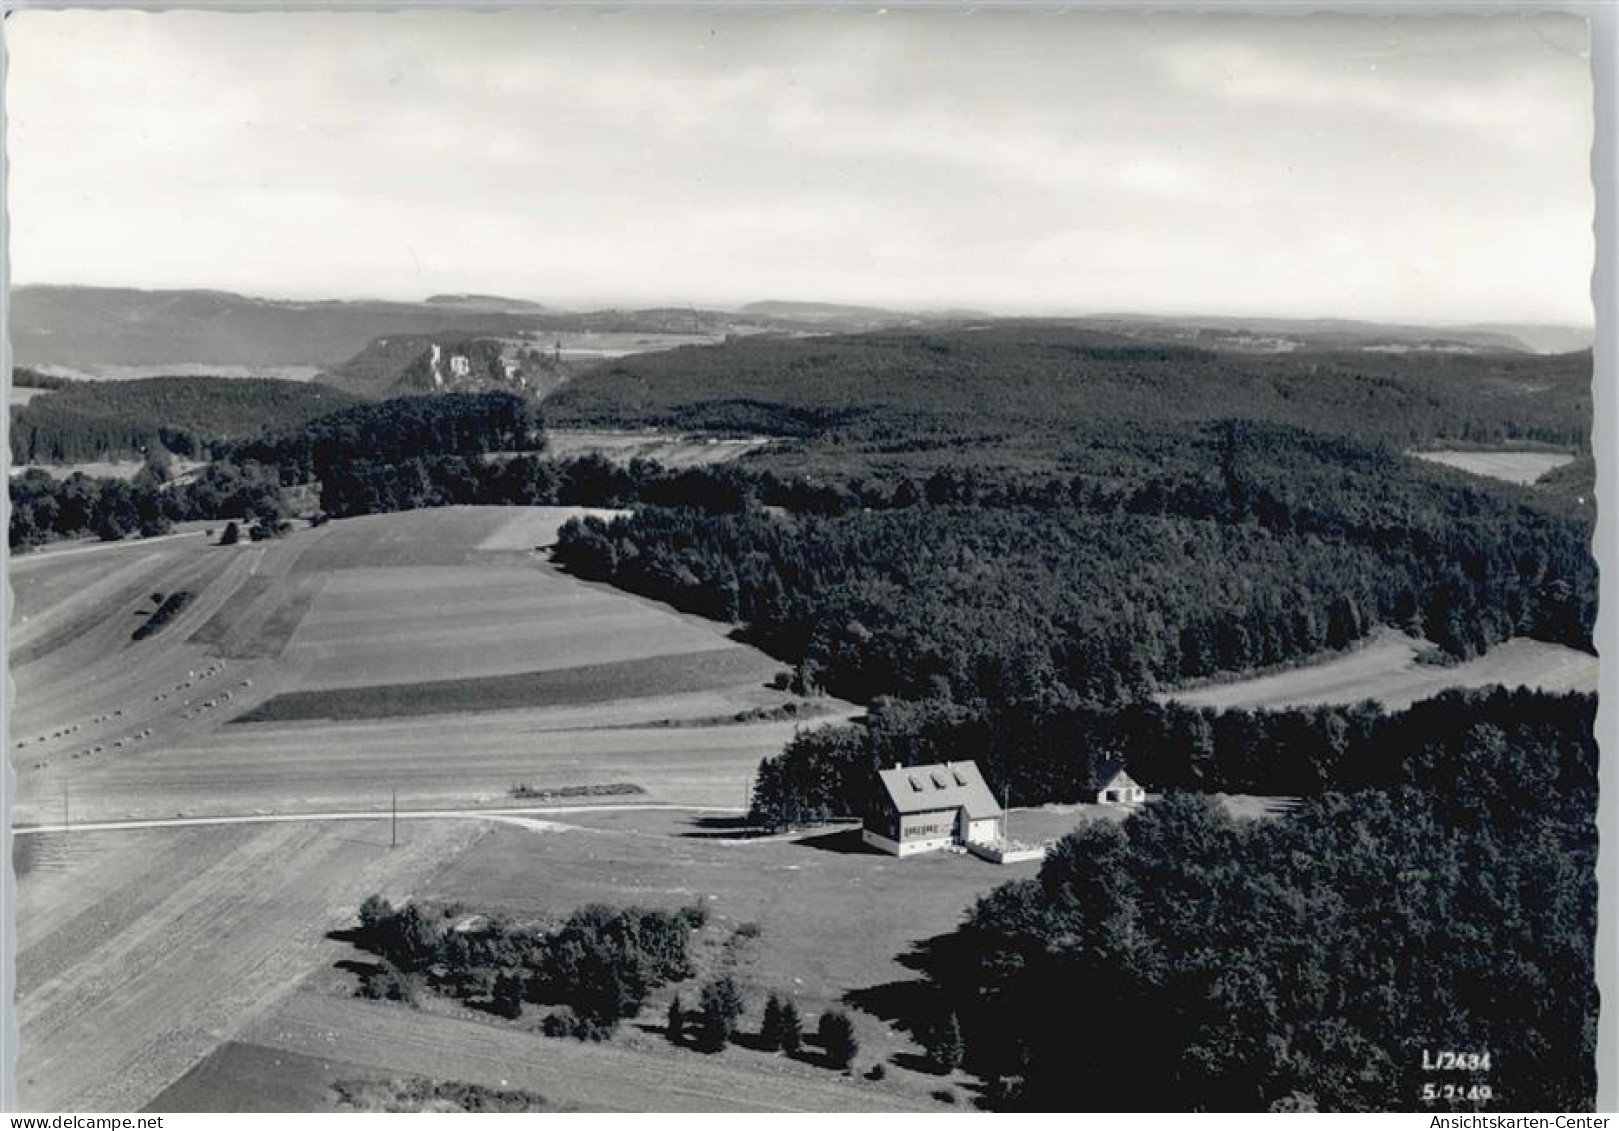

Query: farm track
left=7, top=709, right=825, bottom=825
left=14, top=801, right=745, bottom=836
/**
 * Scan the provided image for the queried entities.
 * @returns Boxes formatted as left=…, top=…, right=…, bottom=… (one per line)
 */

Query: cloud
left=4, top=9, right=1594, bottom=324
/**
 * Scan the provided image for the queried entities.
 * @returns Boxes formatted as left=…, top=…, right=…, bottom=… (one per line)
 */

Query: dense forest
left=225, top=388, right=542, bottom=482
left=917, top=769, right=1595, bottom=1110
left=547, top=325, right=1591, bottom=474
left=554, top=425, right=1595, bottom=709
left=8, top=376, right=363, bottom=464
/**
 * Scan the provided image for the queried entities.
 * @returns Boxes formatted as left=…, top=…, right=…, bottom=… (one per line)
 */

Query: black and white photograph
left=1, top=3, right=1609, bottom=1116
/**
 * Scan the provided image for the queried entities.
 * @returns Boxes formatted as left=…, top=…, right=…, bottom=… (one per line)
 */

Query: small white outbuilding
left=1095, top=763, right=1147, bottom=806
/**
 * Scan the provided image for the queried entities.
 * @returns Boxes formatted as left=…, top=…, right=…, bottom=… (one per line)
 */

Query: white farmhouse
left=864, top=760, right=1003, bottom=856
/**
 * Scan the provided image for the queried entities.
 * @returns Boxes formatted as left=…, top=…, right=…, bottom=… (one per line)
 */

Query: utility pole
left=391, top=788, right=397, bottom=850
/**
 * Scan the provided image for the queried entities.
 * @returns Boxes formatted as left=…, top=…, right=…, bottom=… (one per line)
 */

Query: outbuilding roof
left=874, top=760, right=1003, bottom=820
left=1093, top=757, right=1139, bottom=791
left=1098, top=767, right=1141, bottom=792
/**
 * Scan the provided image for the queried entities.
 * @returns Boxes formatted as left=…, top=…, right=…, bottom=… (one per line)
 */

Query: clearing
left=31, top=363, right=326, bottom=382
left=8, top=457, right=209, bottom=482
left=543, top=429, right=772, bottom=467
left=1160, top=627, right=1597, bottom=712
left=1410, top=448, right=1574, bottom=485
left=9, top=385, right=50, bottom=406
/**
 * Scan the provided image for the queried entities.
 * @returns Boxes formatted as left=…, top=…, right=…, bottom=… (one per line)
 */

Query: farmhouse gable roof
left=875, top=760, right=1002, bottom=821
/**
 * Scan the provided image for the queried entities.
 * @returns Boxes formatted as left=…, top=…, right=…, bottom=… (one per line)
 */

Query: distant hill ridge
left=13, top=285, right=1589, bottom=377
left=549, top=321, right=1591, bottom=460
left=424, top=293, right=549, bottom=313
left=739, top=300, right=902, bottom=320
left=10, top=285, right=553, bottom=370
left=1072, top=313, right=1538, bottom=355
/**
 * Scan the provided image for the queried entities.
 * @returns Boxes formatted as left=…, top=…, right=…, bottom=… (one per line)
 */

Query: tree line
left=8, top=391, right=551, bottom=547
left=225, top=388, right=542, bottom=482
left=353, top=897, right=700, bottom=1039
left=748, top=687, right=1596, bottom=829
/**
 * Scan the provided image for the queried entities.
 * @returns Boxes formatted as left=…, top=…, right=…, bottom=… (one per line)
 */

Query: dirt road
left=13, top=801, right=745, bottom=837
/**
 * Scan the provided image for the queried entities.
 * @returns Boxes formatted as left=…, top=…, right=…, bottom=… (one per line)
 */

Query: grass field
left=547, top=331, right=725, bottom=359
left=544, top=430, right=773, bottom=468
left=151, top=808, right=1051, bottom=1112
left=235, top=648, right=786, bottom=723
left=9, top=506, right=840, bottom=826
left=8, top=457, right=209, bottom=481
left=9, top=385, right=50, bottom=406
left=32, top=363, right=327, bottom=382
left=1160, top=627, right=1597, bottom=711
left=13, top=820, right=483, bottom=1111
left=276, top=563, right=747, bottom=688
left=1410, top=448, right=1575, bottom=485
left=10, top=504, right=882, bottom=1110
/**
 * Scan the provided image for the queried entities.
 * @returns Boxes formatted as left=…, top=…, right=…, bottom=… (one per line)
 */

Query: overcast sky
left=5, top=9, right=1594, bottom=324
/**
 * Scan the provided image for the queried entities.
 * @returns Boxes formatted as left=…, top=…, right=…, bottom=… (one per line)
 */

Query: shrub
left=696, top=976, right=744, bottom=1051
left=540, top=1007, right=614, bottom=1041
left=491, top=971, right=525, bottom=1019
left=779, top=997, right=803, bottom=1056
left=357, top=961, right=418, bottom=1006
left=819, top=1010, right=858, bottom=1069
left=760, top=994, right=783, bottom=1052
left=358, top=894, right=395, bottom=932
left=679, top=902, right=709, bottom=930
left=666, top=993, right=685, bottom=1045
